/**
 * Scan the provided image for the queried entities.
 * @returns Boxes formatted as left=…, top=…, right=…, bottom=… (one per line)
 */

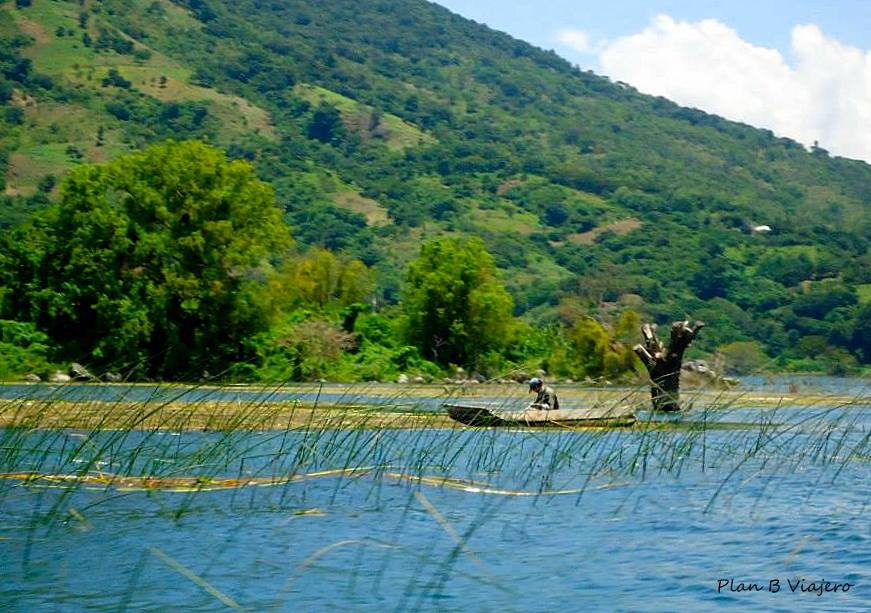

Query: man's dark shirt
left=533, top=386, right=559, bottom=410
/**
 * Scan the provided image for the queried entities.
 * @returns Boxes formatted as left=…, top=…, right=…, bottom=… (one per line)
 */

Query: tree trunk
left=634, top=320, right=704, bottom=412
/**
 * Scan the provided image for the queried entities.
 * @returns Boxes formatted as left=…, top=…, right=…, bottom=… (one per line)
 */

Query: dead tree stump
left=634, top=320, right=704, bottom=412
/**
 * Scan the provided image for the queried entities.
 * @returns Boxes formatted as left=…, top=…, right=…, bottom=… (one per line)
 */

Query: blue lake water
left=0, top=380, right=869, bottom=611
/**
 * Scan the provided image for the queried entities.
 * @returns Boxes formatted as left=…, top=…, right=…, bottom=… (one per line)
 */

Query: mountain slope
left=3, top=0, right=871, bottom=368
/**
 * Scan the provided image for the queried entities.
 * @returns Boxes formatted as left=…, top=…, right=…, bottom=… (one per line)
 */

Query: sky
left=433, top=1, right=871, bottom=163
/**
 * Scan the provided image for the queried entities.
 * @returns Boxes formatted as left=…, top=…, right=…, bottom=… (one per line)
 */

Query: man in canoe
left=528, top=377, right=559, bottom=410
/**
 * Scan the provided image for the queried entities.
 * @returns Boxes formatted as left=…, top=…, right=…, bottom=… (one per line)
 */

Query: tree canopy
left=402, top=237, right=514, bottom=368
left=0, top=140, right=291, bottom=378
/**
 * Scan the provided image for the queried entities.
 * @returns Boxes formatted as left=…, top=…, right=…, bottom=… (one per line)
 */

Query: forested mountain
left=3, top=0, right=871, bottom=374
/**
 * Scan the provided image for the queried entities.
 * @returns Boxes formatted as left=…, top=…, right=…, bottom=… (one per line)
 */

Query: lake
left=0, top=378, right=868, bottom=611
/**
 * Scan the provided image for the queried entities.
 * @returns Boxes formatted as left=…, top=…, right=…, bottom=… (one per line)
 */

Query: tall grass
left=1, top=379, right=867, bottom=504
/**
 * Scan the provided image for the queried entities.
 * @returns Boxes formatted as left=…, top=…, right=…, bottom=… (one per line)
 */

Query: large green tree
left=0, top=141, right=291, bottom=378
left=402, top=237, right=514, bottom=369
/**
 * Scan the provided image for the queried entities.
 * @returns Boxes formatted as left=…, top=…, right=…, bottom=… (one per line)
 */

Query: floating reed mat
left=0, top=385, right=862, bottom=432
left=0, top=467, right=371, bottom=492
left=0, top=400, right=456, bottom=431
left=0, top=468, right=626, bottom=496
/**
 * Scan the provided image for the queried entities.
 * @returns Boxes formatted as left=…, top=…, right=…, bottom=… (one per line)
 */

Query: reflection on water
left=0, top=379, right=869, bottom=611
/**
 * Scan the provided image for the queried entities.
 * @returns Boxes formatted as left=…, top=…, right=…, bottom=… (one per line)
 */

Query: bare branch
left=633, top=344, right=654, bottom=369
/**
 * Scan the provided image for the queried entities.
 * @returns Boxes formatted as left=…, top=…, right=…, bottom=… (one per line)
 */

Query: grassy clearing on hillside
left=13, top=2, right=88, bottom=73
left=10, top=0, right=275, bottom=139
left=508, top=252, right=573, bottom=289
left=722, top=241, right=810, bottom=265
left=332, top=190, right=390, bottom=226
left=21, top=102, right=96, bottom=142
left=5, top=145, right=72, bottom=195
left=567, top=218, right=642, bottom=245
left=138, top=0, right=204, bottom=31
left=295, top=83, right=434, bottom=150
left=5, top=101, right=129, bottom=194
left=71, top=62, right=275, bottom=141
left=757, top=244, right=819, bottom=262
left=3, top=0, right=277, bottom=191
left=121, top=63, right=275, bottom=139
left=471, top=205, right=541, bottom=235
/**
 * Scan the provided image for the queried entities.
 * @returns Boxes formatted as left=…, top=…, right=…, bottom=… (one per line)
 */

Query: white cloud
left=598, top=15, right=871, bottom=162
left=557, top=28, right=592, bottom=53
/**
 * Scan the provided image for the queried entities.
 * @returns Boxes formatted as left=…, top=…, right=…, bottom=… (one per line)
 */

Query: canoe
left=444, top=404, right=636, bottom=428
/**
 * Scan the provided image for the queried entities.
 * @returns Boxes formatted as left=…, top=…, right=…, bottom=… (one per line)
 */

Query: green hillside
left=2, top=0, right=871, bottom=374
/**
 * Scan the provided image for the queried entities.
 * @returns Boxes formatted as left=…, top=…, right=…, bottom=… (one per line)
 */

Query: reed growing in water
left=0, top=379, right=868, bottom=608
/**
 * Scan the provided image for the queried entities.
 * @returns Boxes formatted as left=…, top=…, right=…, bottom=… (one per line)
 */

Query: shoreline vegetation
left=3, top=140, right=870, bottom=389
left=0, top=381, right=865, bottom=431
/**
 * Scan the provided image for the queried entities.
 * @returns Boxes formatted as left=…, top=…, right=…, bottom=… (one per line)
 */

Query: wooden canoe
left=444, top=404, right=636, bottom=428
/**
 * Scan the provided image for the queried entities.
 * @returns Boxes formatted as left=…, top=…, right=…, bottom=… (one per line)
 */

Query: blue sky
left=433, top=1, right=871, bottom=162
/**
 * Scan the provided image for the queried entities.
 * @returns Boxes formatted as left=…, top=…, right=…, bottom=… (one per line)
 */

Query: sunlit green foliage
left=402, top=237, right=514, bottom=369
left=544, top=310, right=640, bottom=381
left=0, top=319, right=53, bottom=379
left=0, top=141, right=291, bottom=378
left=717, top=341, right=769, bottom=375
left=268, top=247, right=373, bottom=308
